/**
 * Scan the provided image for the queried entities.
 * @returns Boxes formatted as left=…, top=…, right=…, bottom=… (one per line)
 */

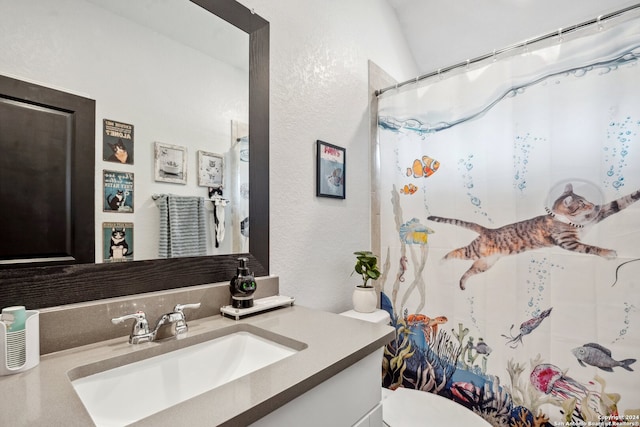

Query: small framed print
left=103, top=119, right=134, bottom=165
left=316, top=140, right=345, bottom=199
left=154, top=142, right=187, bottom=184
left=103, top=170, right=134, bottom=213
left=198, top=150, right=223, bottom=188
left=102, top=222, right=133, bottom=263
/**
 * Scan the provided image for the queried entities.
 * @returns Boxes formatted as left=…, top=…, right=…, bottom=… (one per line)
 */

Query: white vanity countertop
left=0, top=305, right=394, bottom=426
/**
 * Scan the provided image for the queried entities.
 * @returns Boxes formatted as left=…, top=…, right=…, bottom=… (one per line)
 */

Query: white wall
left=237, top=0, right=417, bottom=311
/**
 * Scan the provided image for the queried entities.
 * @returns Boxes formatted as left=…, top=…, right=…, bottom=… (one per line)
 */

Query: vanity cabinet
left=0, top=301, right=393, bottom=427
left=250, top=350, right=384, bottom=427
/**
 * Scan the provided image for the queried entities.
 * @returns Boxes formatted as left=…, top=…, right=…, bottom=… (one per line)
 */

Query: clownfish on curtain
left=376, top=12, right=640, bottom=427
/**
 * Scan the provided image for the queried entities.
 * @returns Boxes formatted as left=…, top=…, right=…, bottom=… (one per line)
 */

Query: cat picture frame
left=198, top=150, right=223, bottom=188
left=103, top=119, right=134, bottom=164
left=103, top=170, right=134, bottom=213
left=102, top=222, right=134, bottom=263
left=154, top=142, right=187, bottom=184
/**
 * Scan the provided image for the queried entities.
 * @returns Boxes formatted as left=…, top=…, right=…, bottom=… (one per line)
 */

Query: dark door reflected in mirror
left=0, top=0, right=269, bottom=310
left=0, top=77, right=95, bottom=265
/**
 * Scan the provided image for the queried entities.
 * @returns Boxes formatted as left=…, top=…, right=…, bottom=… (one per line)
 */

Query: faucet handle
left=172, top=303, right=201, bottom=336
left=111, top=310, right=148, bottom=326
left=173, top=303, right=201, bottom=312
left=111, top=311, right=152, bottom=344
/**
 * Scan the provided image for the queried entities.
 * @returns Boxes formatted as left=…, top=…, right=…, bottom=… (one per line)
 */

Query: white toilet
left=340, top=309, right=492, bottom=427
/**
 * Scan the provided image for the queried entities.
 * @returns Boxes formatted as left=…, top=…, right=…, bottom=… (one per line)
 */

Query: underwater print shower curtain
left=376, top=14, right=640, bottom=427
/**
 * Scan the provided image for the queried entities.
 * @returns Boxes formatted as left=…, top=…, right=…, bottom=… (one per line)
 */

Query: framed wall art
left=102, top=222, right=133, bottom=263
left=154, top=142, right=187, bottom=184
left=103, top=119, right=134, bottom=164
left=316, top=140, right=345, bottom=199
left=103, top=170, right=134, bottom=213
left=198, top=150, right=224, bottom=188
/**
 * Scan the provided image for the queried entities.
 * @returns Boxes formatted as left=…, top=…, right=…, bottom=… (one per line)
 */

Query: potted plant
left=352, top=251, right=381, bottom=313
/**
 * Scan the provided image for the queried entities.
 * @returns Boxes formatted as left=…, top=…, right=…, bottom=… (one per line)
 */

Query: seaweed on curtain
left=386, top=185, right=407, bottom=308
left=451, top=322, right=492, bottom=375
left=381, top=294, right=461, bottom=394
left=383, top=186, right=434, bottom=312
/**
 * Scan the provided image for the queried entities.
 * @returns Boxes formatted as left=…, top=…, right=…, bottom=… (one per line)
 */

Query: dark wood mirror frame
left=0, top=0, right=269, bottom=309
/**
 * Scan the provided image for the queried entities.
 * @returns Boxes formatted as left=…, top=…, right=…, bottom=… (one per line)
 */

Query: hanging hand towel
left=154, top=195, right=206, bottom=258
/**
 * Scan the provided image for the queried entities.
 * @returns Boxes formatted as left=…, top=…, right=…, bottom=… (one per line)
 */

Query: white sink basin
left=70, top=329, right=302, bottom=427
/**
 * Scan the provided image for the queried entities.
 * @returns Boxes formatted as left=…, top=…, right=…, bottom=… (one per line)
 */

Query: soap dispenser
left=230, top=257, right=257, bottom=308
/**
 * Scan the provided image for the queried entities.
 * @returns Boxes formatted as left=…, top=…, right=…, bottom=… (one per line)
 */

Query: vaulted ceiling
left=386, top=0, right=639, bottom=76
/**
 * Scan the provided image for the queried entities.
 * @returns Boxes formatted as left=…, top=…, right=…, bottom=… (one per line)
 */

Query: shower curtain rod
left=376, top=3, right=640, bottom=96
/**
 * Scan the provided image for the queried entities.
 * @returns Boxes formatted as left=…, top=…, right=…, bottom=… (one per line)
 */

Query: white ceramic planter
left=352, top=286, right=377, bottom=313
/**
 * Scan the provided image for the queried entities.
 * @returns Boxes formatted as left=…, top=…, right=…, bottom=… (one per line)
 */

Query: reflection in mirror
left=87, top=0, right=250, bottom=260
left=1, top=0, right=249, bottom=261
left=0, top=0, right=269, bottom=310
left=230, top=121, right=250, bottom=254
left=0, top=75, right=96, bottom=265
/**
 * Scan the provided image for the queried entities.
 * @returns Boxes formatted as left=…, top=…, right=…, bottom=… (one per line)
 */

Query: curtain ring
left=597, top=14, right=604, bottom=31
left=557, top=28, right=563, bottom=42
left=492, top=49, right=497, bottom=62
left=465, top=59, right=471, bottom=70
left=437, top=68, right=443, bottom=80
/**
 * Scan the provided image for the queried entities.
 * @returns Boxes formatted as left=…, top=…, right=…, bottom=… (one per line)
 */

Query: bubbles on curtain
left=513, top=132, right=547, bottom=193
left=526, top=257, right=564, bottom=316
left=612, top=302, right=638, bottom=344
left=467, top=296, right=480, bottom=331
left=457, top=154, right=492, bottom=222
left=604, top=115, right=638, bottom=190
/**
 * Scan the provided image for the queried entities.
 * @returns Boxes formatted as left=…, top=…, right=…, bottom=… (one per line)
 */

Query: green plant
left=353, top=251, right=381, bottom=288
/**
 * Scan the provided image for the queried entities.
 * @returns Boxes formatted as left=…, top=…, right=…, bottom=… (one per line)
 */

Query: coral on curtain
left=377, top=15, right=640, bottom=426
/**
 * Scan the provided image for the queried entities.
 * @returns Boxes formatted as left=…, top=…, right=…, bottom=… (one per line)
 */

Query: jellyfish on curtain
left=530, top=363, right=602, bottom=419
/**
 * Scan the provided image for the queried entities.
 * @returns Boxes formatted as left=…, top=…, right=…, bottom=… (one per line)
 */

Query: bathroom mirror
left=0, top=0, right=269, bottom=309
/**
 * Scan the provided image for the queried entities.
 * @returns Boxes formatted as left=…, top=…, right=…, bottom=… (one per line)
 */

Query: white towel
left=154, top=195, right=206, bottom=258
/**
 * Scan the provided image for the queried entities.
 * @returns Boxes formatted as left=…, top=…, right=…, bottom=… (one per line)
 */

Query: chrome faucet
left=111, top=311, right=153, bottom=344
left=153, top=303, right=201, bottom=341
left=111, top=303, right=201, bottom=344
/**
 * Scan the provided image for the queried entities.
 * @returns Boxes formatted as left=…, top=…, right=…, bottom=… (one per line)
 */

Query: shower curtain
left=376, top=15, right=640, bottom=426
